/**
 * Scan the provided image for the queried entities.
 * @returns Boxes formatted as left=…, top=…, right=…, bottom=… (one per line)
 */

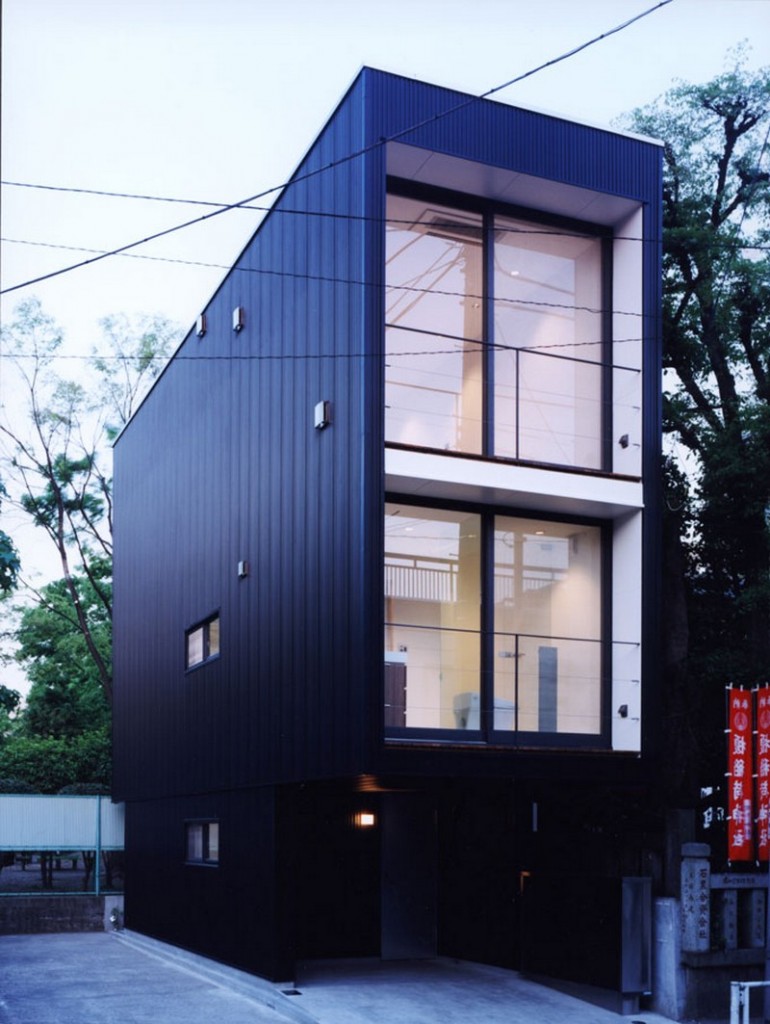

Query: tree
left=0, top=479, right=20, bottom=596
left=15, top=575, right=110, bottom=740
left=0, top=728, right=111, bottom=793
left=0, top=298, right=179, bottom=705
left=0, top=684, right=22, bottom=743
left=624, top=51, right=770, bottom=799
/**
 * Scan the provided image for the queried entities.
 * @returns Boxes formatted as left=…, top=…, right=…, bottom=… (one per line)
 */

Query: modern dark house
left=113, top=68, right=662, bottom=997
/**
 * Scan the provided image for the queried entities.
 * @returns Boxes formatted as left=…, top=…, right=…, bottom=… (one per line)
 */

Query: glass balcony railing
left=385, top=624, right=638, bottom=740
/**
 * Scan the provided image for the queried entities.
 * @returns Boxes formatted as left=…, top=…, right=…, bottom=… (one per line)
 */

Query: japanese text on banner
left=728, top=687, right=754, bottom=862
left=756, top=686, right=770, bottom=861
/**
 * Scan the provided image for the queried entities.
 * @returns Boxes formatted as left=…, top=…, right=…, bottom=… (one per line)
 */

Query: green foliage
left=0, top=298, right=181, bottom=707
left=92, top=312, right=178, bottom=439
left=0, top=727, right=111, bottom=793
left=0, top=479, right=20, bottom=596
left=623, top=50, right=770, bottom=800
left=0, top=300, right=178, bottom=794
left=0, top=685, right=22, bottom=744
left=57, top=782, right=111, bottom=795
left=16, top=576, right=110, bottom=740
left=0, top=777, right=36, bottom=794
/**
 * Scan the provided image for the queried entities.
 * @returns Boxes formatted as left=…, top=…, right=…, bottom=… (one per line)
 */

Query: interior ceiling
left=386, top=142, right=641, bottom=227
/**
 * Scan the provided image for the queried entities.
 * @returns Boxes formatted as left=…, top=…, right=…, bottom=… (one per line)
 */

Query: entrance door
left=381, top=792, right=437, bottom=959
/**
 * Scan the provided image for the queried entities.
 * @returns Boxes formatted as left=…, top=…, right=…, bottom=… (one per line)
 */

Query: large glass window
left=385, top=504, right=481, bottom=729
left=385, top=191, right=608, bottom=470
left=385, top=195, right=484, bottom=454
left=384, top=504, right=605, bottom=741
left=494, top=217, right=604, bottom=468
left=493, top=519, right=602, bottom=735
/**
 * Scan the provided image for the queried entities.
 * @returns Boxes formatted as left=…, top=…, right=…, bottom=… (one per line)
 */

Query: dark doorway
left=381, top=792, right=437, bottom=959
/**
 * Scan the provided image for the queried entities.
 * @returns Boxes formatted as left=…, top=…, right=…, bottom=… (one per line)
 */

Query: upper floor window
left=385, top=190, right=614, bottom=471
left=186, top=614, right=220, bottom=670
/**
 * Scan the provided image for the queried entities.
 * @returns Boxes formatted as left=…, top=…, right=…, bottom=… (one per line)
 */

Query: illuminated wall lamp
left=353, top=811, right=376, bottom=829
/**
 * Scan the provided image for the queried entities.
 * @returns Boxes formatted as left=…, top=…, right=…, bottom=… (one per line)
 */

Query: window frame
left=185, top=819, right=220, bottom=866
left=185, top=613, right=220, bottom=671
left=383, top=494, right=612, bottom=750
left=384, top=178, right=614, bottom=474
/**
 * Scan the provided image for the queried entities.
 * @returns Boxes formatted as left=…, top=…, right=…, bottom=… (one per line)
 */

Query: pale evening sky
left=0, top=0, right=769, bottom=691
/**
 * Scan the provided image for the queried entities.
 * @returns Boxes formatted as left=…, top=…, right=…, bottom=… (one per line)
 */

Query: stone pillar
left=742, top=888, right=765, bottom=949
left=717, top=889, right=738, bottom=950
left=681, top=842, right=711, bottom=953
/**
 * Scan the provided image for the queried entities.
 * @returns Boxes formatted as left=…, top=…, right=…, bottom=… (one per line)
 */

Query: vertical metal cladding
left=113, top=68, right=662, bottom=802
left=113, top=75, right=378, bottom=800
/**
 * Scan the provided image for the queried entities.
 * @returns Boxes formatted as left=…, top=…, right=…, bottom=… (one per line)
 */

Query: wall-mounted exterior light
left=232, top=306, right=245, bottom=332
left=196, top=314, right=207, bottom=338
left=314, top=400, right=331, bottom=430
left=353, top=811, right=376, bottom=829
left=237, top=560, right=249, bottom=579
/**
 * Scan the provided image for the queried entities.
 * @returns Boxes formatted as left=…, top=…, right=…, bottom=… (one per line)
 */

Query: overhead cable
left=0, top=0, right=674, bottom=297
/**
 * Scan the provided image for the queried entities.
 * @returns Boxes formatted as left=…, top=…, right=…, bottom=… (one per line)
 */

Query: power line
left=0, top=0, right=674, bottom=298
left=0, top=236, right=653, bottom=320
left=0, top=336, right=647, bottom=370
left=4, top=193, right=767, bottom=253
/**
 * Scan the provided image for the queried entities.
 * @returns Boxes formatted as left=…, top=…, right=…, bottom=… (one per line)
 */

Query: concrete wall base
left=0, top=895, right=124, bottom=935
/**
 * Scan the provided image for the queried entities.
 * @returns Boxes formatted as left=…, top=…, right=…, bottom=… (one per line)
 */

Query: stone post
left=681, top=842, right=711, bottom=953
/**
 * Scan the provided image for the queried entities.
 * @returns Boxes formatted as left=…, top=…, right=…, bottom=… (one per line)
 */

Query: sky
left=1, top=0, right=769, bottom=690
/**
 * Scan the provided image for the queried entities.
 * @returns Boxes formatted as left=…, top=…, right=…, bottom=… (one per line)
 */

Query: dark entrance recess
left=283, top=787, right=381, bottom=961
left=381, top=792, right=437, bottom=959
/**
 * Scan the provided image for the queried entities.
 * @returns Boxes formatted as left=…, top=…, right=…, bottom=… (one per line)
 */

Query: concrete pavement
left=0, top=930, right=688, bottom=1024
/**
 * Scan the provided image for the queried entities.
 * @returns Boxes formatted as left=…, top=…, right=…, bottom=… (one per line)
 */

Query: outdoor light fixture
left=196, top=314, right=207, bottom=337
left=237, top=560, right=249, bottom=579
left=353, top=811, right=376, bottom=829
left=314, top=400, right=331, bottom=430
left=618, top=433, right=630, bottom=449
left=232, top=306, right=245, bottom=332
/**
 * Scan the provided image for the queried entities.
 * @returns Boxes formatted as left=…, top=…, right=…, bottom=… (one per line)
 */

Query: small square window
left=186, top=820, right=219, bottom=865
left=186, top=614, right=220, bottom=669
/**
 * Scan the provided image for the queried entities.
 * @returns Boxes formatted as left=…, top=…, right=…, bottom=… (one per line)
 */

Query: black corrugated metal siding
left=114, top=74, right=385, bottom=801
left=114, top=68, right=662, bottom=801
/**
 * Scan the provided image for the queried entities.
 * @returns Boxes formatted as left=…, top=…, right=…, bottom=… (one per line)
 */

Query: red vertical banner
left=755, top=686, right=770, bottom=861
left=727, top=687, right=754, bottom=862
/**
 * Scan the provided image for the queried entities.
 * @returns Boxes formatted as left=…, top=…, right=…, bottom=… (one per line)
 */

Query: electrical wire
left=0, top=235, right=653, bottom=321
left=0, top=0, right=674, bottom=297
left=3, top=200, right=767, bottom=253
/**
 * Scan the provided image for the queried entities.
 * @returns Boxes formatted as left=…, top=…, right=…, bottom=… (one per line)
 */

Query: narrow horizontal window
left=186, top=614, right=220, bottom=669
left=186, top=820, right=219, bottom=865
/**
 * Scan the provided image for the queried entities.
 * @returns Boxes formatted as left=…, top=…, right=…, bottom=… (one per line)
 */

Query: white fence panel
left=0, top=795, right=124, bottom=850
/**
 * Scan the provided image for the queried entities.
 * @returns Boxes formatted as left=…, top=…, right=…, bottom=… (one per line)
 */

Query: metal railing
left=730, top=980, right=770, bottom=1024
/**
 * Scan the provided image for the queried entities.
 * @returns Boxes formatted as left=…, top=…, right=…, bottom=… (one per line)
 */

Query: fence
left=0, top=795, right=124, bottom=896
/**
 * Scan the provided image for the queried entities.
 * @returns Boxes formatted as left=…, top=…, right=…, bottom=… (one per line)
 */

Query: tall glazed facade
left=114, top=69, right=662, bottom=991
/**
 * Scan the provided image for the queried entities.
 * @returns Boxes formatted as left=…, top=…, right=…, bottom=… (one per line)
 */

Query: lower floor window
left=186, top=820, right=219, bottom=865
left=186, top=614, right=220, bottom=670
left=384, top=502, right=605, bottom=741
